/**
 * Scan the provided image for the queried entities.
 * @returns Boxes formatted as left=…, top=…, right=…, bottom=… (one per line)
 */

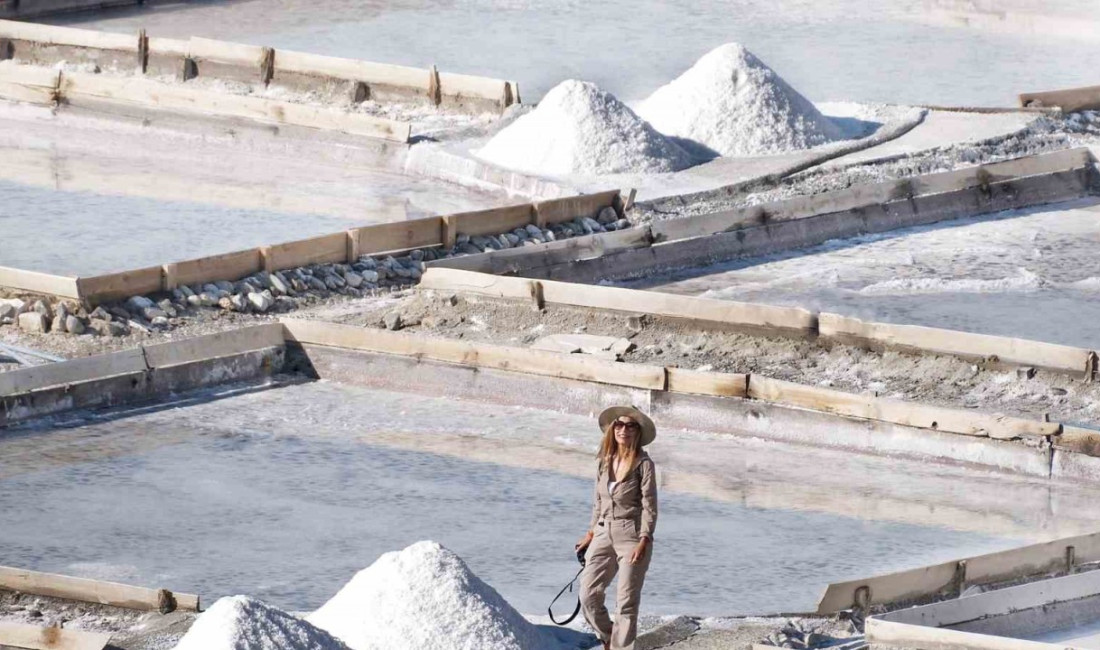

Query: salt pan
left=476, top=79, right=694, bottom=176
left=308, top=541, right=559, bottom=650
left=638, top=43, right=844, bottom=157
left=173, top=595, right=349, bottom=650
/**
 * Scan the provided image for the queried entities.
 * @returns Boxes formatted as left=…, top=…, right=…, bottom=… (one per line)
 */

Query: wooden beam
left=534, top=190, right=621, bottom=226
left=260, top=232, right=348, bottom=272
left=76, top=265, right=163, bottom=305
left=0, top=565, right=199, bottom=612
left=0, top=64, right=60, bottom=105
left=426, top=227, right=652, bottom=275
left=282, top=319, right=667, bottom=390
left=419, top=269, right=818, bottom=337
left=166, top=248, right=263, bottom=289
left=0, top=265, right=78, bottom=299
left=273, top=48, right=430, bottom=90
left=142, top=323, right=284, bottom=368
left=1020, top=85, right=1100, bottom=113
left=58, top=72, right=411, bottom=142
left=820, top=312, right=1092, bottom=376
left=0, top=348, right=147, bottom=396
left=442, top=203, right=535, bottom=238
left=354, top=216, right=444, bottom=256
left=666, top=367, right=748, bottom=397
left=747, top=375, right=1059, bottom=440
left=0, top=622, right=112, bottom=650
left=187, top=36, right=265, bottom=67
left=866, top=618, right=1058, bottom=650
left=0, top=18, right=136, bottom=51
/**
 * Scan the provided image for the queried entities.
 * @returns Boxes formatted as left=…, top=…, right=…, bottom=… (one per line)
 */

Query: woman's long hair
left=597, top=421, right=642, bottom=478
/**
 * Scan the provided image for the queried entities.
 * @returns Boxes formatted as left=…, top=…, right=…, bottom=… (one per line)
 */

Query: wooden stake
left=137, top=29, right=148, bottom=74
left=1066, top=545, right=1077, bottom=574
left=428, top=64, right=441, bottom=106
left=529, top=280, right=545, bottom=312
left=346, top=229, right=361, bottom=263
left=441, top=216, right=458, bottom=250
left=260, top=46, right=275, bottom=86
left=350, top=81, right=369, bottom=104
left=0, top=38, right=13, bottom=61
left=179, top=57, right=198, bottom=82
left=500, top=80, right=512, bottom=112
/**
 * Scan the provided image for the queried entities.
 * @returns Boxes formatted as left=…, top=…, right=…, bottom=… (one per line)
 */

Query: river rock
left=248, top=291, right=275, bottom=312
left=18, top=312, right=48, bottom=333
left=51, top=315, right=66, bottom=334
left=126, top=295, right=155, bottom=312
left=345, top=272, right=364, bottom=288
left=65, top=315, right=85, bottom=335
left=151, top=316, right=169, bottom=327
left=270, top=273, right=290, bottom=295
left=383, top=312, right=403, bottom=331
left=32, top=300, right=52, bottom=319
left=0, top=302, right=15, bottom=321
left=597, top=206, right=618, bottom=224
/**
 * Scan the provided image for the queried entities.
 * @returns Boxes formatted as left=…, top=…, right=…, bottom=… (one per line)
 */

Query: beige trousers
left=580, top=518, right=652, bottom=650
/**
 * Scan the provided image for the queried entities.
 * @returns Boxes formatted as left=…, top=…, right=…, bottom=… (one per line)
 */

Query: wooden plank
left=0, top=565, right=198, bottom=612
left=142, top=323, right=284, bottom=368
left=1021, top=85, right=1100, bottom=113
left=748, top=376, right=1059, bottom=440
left=0, top=18, right=136, bottom=51
left=0, top=621, right=112, bottom=650
left=187, top=36, right=264, bottom=65
left=654, top=148, right=1093, bottom=242
left=166, top=248, right=263, bottom=289
left=1055, top=426, right=1100, bottom=456
left=0, top=266, right=79, bottom=298
left=354, top=217, right=443, bottom=256
left=0, top=348, right=147, bottom=396
left=437, top=70, right=509, bottom=101
left=282, top=319, right=667, bottom=390
left=666, top=367, right=748, bottom=397
left=145, top=35, right=189, bottom=58
left=443, top=203, right=534, bottom=238
left=820, top=531, right=1100, bottom=614
left=819, top=312, right=1092, bottom=375
left=0, top=64, right=59, bottom=105
left=260, top=231, right=347, bottom=271
left=419, top=268, right=817, bottom=335
left=427, top=227, right=652, bottom=275
left=866, top=618, right=1058, bottom=650
left=58, top=73, right=411, bottom=142
left=273, top=48, right=429, bottom=89
left=77, top=265, right=163, bottom=305
left=534, top=190, right=621, bottom=226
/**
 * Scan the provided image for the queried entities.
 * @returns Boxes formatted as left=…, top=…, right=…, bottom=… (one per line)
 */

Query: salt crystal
left=308, top=541, right=559, bottom=650
left=638, top=43, right=844, bottom=157
left=476, top=79, right=694, bottom=176
left=173, top=595, right=349, bottom=650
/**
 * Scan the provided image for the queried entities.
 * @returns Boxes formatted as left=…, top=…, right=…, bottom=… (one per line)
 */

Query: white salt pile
left=173, top=595, right=349, bottom=650
left=308, top=541, right=558, bottom=650
left=637, top=43, right=845, bottom=157
left=476, top=79, right=694, bottom=176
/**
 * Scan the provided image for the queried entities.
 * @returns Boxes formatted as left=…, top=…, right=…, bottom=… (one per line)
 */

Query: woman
left=575, top=405, right=658, bottom=650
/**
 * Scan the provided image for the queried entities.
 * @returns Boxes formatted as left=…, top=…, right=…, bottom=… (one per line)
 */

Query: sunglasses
left=613, top=420, right=641, bottom=431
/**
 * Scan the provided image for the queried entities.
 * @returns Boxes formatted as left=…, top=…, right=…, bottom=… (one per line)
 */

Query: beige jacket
left=588, top=451, right=658, bottom=539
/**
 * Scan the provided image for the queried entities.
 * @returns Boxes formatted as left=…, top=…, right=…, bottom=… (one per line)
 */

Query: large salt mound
left=174, top=595, right=349, bottom=650
left=476, top=79, right=694, bottom=176
left=637, top=43, right=845, bottom=157
left=308, top=541, right=558, bottom=650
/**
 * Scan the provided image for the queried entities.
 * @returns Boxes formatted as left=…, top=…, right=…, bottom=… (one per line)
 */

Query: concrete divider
left=1020, top=85, right=1100, bottom=113
left=0, top=324, right=285, bottom=426
left=0, top=564, right=200, bottom=612
left=0, top=63, right=59, bottom=105
left=817, top=531, right=1100, bottom=613
left=653, top=148, right=1093, bottom=242
left=419, top=268, right=817, bottom=337
left=819, top=313, right=1093, bottom=377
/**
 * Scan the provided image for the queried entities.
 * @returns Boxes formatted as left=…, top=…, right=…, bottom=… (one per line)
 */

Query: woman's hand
left=630, top=537, right=650, bottom=564
left=575, top=531, right=594, bottom=552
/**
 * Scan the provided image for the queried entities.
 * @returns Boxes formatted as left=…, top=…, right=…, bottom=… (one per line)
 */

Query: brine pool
left=633, top=199, right=1100, bottom=350
left=4, top=380, right=1100, bottom=616
left=48, top=0, right=1100, bottom=107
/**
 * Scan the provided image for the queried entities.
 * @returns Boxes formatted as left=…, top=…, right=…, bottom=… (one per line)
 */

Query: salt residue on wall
left=638, top=43, right=844, bottom=157
left=476, top=79, right=695, bottom=176
left=308, top=541, right=559, bottom=650
left=173, top=595, right=350, bottom=650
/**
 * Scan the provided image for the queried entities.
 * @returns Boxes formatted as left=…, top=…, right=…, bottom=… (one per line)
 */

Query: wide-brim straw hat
left=598, top=405, right=657, bottom=446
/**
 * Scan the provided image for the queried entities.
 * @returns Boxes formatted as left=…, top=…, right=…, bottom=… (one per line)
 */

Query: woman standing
left=575, top=405, right=658, bottom=650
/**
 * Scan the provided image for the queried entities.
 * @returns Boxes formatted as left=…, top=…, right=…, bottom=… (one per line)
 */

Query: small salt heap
left=476, top=79, right=694, bottom=176
left=173, top=595, right=349, bottom=650
left=637, top=43, right=844, bottom=157
left=308, top=541, right=558, bottom=650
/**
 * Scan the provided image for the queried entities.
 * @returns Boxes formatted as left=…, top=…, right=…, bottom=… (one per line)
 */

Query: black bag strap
left=548, top=565, right=585, bottom=625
